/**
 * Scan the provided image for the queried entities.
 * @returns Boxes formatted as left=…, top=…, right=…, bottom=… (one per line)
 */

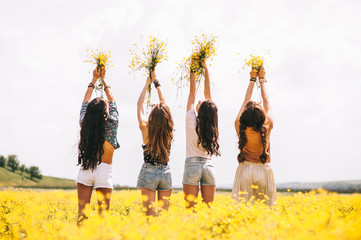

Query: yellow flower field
left=1, top=189, right=361, bottom=240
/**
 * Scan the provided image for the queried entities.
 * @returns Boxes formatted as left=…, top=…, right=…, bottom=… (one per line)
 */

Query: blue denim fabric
left=182, top=157, right=216, bottom=186
left=137, top=163, right=172, bottom=191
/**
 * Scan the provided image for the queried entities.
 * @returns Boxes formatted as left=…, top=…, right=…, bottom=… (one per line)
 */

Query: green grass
left=0, top=166, right=76, bottom=188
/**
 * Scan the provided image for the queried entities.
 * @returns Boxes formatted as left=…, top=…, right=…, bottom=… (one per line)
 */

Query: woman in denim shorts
left=183, top=60, right=221, bottom=208
left=136, top=70, right=174, bottom=216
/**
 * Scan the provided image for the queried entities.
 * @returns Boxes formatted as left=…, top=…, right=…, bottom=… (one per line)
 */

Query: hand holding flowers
left=129, top=36, right=167, bottom=109
left=84, top=48, right=112, bottom=98
left=175, top=34, right=217, bottom=103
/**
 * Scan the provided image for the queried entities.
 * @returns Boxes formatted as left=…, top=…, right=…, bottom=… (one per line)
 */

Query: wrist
left=250, top=77, right=257, bottom=82
left=92, top=77, right=98, bottom=84
left=88, top=82, right=95, bottom=89
left=259, top=77, right=267, bottom=83
left=153, top=79, right=161, bottom=88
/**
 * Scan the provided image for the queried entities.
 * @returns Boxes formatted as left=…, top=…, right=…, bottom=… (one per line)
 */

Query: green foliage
left=29, top=166, right=42, bottom=180
left=19, top=164, right=26, bottom=174
left=7, top=155, right=19, bottom=172
left=0, top=155, right=6, bottom=167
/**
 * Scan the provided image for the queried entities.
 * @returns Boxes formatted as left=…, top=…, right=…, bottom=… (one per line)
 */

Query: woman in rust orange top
left=231, top=65, right=276, bottom=206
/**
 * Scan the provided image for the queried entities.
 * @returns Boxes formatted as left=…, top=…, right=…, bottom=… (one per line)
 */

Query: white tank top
left=185, top=109, right=211, bottom=159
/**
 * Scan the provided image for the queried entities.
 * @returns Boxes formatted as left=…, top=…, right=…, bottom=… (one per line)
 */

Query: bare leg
left=158, top=190, right=172, bottom=212
left=183, top=184, right=199, bottom=209
left=201, top=185, right=216, bottom=206
left=141, top=187, right=156, bottom=216
left=96, top=188, right=112, bottom=216
left=77, top=183, right=93, bottom=226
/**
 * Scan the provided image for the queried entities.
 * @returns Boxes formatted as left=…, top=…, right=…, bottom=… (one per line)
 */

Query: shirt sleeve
left=79, top=101, right=89, bottom=125
left=108, top=101, right=119, bottom=123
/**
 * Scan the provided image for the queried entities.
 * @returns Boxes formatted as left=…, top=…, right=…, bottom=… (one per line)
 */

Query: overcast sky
left=1, top=0, right=360, bottom=187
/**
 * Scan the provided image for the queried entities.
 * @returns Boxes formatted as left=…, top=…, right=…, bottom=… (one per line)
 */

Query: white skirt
left=231, top=161, right=276, bottom=206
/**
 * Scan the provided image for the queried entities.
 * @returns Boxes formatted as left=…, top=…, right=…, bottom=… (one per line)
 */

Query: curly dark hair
left=237, top=101, right=269, bottom=164
left=78, top=98, right=108, bottom=170
left=196, top=100, right=221, bottom=157
left=147, top=103, right=174, bottom=164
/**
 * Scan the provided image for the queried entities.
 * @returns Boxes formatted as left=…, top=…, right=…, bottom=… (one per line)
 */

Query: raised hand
left=250, top=67, right=258, bottom=79
left=150, top=70, right=156, bottom=80
left=201, top=60, right=207, bottom=69
left=93, top=67, right=101, bottom=80
left=258, top=65, right=266, bottom=79
left=100, top=68, right=106, bottom=80
left=146, top=76, right=153, bottom=85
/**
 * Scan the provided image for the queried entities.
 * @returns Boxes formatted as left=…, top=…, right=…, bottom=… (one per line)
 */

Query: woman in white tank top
left=182, top=60, right=221, bottom=208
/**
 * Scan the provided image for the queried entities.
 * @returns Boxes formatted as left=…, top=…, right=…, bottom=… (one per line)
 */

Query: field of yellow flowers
left=1, top=189, right=361, bottom=240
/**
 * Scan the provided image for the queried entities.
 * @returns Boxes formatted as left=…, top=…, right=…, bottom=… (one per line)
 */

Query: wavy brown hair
left=147, top=103, right=174, bottom=164
left=237, top=101, right=269, bottom=164
left=196, top=100, right=221, bottom=157
left=78, top=98, right=108, bottom=170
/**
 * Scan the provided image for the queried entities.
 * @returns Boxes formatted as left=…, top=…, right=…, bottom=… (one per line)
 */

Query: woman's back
left=242, top=120, right=272, bottom=163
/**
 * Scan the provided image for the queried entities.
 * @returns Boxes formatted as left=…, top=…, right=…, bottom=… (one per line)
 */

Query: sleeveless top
left=142, top=144, right=170, bottom=166
left=185, top=109, right=211, bottom=159
left=80, top=101, right=120, bottom=149
left=242, top=118, right=273, bottom=163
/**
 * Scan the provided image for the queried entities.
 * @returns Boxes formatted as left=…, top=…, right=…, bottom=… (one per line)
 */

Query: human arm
left=186, top=61, right=197, bottom=112
left=83, top=67, right=100, bottom=103
left=100, top=68, right=114, bottom=102
left=259, top=66, right=273, bottom=125
left=202, top=60, right=212, bottom=101
left=151, top=70, right=165, bottom=104
left=137, top=76, right=152, bottom=129
left=234, top=68, right=257, bottom=132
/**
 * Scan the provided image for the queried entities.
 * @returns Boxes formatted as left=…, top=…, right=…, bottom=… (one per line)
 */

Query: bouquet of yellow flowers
left=174, top=34, right=217, bottom=100
left=129, top=36, right=168, bottom=108
left=243, top=54, right=264, bottom=72
left=84, top=48, right=112, bottom=98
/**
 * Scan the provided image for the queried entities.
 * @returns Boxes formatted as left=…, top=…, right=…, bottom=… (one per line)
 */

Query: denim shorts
left=182, top=157, right=216, bottom=186
left=137, top=163, right=172, bottom=191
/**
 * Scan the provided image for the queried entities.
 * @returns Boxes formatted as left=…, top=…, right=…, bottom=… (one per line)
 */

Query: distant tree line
left=0, top=154, right=42, bottom=180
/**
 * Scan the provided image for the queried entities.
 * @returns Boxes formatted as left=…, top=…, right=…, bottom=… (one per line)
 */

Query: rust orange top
left=243, top=119, right=273, bottom=163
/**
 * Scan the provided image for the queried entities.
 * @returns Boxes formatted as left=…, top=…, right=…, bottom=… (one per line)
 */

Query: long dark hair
left=147, top=103, right=174, bottom=164
left=78, top=98, right=108, bottom=170
left=196, top=100, right=221, bottom=156
left=237, top=101, right=269, bottom=164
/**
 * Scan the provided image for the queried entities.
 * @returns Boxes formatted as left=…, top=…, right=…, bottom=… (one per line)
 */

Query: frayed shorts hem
left=182, top=182, right=216, bottom=186
left=137, top=185, right=172, bottom=191
left=76, top=181, right=113, bottom=189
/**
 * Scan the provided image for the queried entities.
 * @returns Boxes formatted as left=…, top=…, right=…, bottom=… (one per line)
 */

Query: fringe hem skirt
left=231, top=161, right=277, bottom=206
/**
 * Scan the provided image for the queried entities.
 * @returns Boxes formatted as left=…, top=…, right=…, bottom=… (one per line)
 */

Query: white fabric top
left=185, top=109, right=211, bottom=159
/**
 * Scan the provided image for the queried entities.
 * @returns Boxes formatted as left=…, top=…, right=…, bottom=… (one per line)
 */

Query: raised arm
left=137, top=76, right=152, bottom=129
left=83, top=67, right=100, bottom=103
left=100, top=68, right=114, bottom=102
left=259, top=66, right=273, bottom=124
left=234, top=68, right=257, bottom=132
left=202, top=60, right=212, bottom=101
left=186, top=62, right=197, bottom=112
left=151, top=70, right=165, bottom=104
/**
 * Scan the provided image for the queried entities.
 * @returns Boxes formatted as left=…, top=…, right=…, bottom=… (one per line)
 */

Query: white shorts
left=76, top=162, right=113, bottom=189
